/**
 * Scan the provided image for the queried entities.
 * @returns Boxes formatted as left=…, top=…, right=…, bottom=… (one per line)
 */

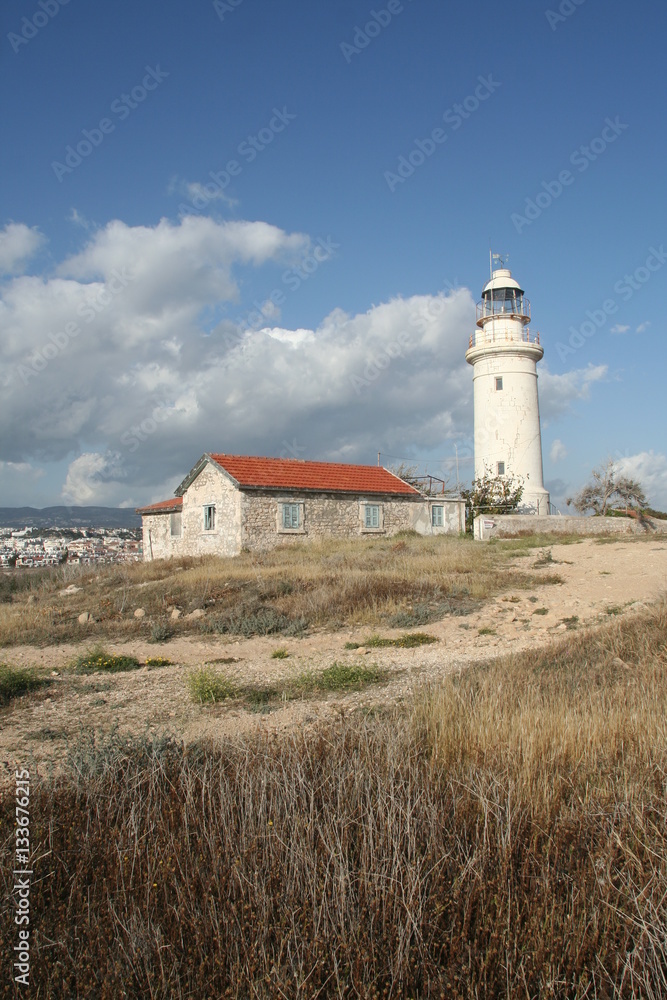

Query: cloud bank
left=0, top=217, right=606, bottom=506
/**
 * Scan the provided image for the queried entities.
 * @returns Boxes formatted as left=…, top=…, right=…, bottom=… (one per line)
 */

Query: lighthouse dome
left=481, top=268, right=524, bottom=295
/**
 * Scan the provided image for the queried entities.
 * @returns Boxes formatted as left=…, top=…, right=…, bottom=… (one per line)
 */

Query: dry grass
left=0, top=534, right=563, bottom=647
left=1, top=603, right=666, bottom=998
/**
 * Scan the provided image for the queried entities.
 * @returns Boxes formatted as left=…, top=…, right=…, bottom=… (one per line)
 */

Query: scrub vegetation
left=1, top=601, right=666, bottom=998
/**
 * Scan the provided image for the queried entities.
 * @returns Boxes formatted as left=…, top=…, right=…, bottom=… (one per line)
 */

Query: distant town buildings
left=0, top=527, right=141, bottom=569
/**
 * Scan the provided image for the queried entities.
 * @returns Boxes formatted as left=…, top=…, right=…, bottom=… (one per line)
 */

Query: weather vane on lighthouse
left=466, top=257, right=550, bottom=515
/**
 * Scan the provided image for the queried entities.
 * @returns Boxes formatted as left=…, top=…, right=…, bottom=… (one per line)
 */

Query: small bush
left=561, top=615, right=580, bottom=629
left=72, top=648, right=141, bottom=674
left=149, top=622, right=174, bottom=643
left=294, top=662, right=385, bottom=693
left=188, top=667, right=237, bottom=704
left=271, top=648, right=289, bottom=659
left=387, top=603, right=435, bottom=628
left=205, top=606, right=308, bottom=638
left=532, top=608, right=549, bottom=616
left=533, top=548, right=555, bottom=567
left=0, top=663, right=50, bottom=704
left=145, top=656, right=173, bottom=667
left=478, top=627, right=496, bottom=636
left=359, top=632, right=438, bottom=649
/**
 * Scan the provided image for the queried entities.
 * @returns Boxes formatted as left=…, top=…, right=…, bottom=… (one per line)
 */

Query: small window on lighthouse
left=495, top=377, right=503, bottom=391
left=497, top=462, right=505, bottom=476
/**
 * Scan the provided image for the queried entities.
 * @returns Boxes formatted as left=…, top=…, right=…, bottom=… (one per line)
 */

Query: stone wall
left=142, top=512, right=183, bottom=561
left=240, top=490, right=426, bottom=551
left=180, top=464, right=242, bottom=557
left=474, top=513, right=667, bottom=540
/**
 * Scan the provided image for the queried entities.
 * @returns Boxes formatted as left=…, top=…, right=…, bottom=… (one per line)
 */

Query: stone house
left=136, top=453, right=466, bottom=561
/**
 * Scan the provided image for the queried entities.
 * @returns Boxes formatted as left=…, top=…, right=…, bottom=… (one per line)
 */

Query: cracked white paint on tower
left=465, top=261, right=550, bottom=514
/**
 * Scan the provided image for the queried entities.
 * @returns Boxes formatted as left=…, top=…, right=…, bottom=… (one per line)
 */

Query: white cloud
left=635, top=321, right=650, bottom=333
left=0, top=216, right=612, bottom=506
left=616, top=451, right=667, bottom=510
left=549, top=439, right=567, bottom=462
left=539, top=364, right=607, bottom=423
left=610, top=324, right=630, bottom=334
left=0, top=223, right=45, bottom=275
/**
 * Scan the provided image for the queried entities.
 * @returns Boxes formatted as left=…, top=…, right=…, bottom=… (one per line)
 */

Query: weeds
left=187, top=667, right=237, bottom=704
left=5, top=603, right=666, bottom=998
left=532, top=607, right=549, bottom=615
left=149, top=621, right=173, bottom=643
left=347, top=632, right=438, bottom=649
left=144, top=656, right=173, bottom=668
left=293, top=662, right=386, bottom=693
left=0, top=535, right=563, bottom=647
left=0, top=663, right=50, bottom=704
left=271, top=648, right=289, bottom=659
left=71, top=648, right=141, bottom=674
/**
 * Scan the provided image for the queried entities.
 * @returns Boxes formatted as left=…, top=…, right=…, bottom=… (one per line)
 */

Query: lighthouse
left=466, top=257, right=550, bottom=515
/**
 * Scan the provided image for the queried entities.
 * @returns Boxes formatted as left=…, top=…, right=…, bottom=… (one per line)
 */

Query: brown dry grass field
left=1, top=532, right=666, bottom=998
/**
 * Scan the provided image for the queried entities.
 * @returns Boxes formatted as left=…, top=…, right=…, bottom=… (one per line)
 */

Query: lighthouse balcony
left=468, top=328, right=540, bottom=350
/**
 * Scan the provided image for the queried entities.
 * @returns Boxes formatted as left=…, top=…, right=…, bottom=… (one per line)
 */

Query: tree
left=460, top=473, right=524, bottom=532
left=566, top=459, right=648, bottom=516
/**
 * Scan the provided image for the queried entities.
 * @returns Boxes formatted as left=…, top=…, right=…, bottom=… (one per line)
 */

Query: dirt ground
left=2, top=537, right=666, bottom=779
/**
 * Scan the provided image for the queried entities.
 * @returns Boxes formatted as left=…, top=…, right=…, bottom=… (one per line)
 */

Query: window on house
left=203, top=505, right=215, bottom=531
left=431, top=505, right=444, bottom=527
left=170, top=511, right=182, bottom=537
left=365, top=504, right=380, bottom=529
left=497, top=462, right=505, bottom=476
left=282, top=503, right=300, bottom=529
left=495, top=376, right=503, bottom=391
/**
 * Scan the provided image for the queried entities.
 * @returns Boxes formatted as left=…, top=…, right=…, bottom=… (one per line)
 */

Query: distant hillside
left=0, top=506, right=141, bottom=529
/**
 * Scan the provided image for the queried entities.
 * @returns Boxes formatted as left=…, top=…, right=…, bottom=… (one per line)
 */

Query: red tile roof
left=135, top=497, right=183, bottom=515
left=208, top=454, right=421, bottom=496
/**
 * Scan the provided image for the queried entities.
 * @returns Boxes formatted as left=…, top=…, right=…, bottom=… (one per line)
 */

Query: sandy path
left=2, top=537, right=666, bottom=777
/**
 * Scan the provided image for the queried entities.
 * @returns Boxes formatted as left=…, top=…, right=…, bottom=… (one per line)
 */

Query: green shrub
left=145, top=656, right=173, bottom=667
left=294, top=662, right=385, bottom=693
left=376, top=632, right=437, bottom=649
left=271, top=648, right=289, bottom=659
left=0, top=663, right=50, bottom=704
left=188, top=667, right=237, bottom=704
left=72, top=648, right=141, bottom=674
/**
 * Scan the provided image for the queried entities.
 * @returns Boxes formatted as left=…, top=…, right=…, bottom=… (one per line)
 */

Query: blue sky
left=1, top=0, right=666, bottom=510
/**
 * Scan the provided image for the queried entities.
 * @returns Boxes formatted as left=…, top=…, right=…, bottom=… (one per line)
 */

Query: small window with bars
left=431, top=505, right=444, bottom=527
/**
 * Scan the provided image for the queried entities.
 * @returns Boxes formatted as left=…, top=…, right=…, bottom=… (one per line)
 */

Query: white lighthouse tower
left=466, top=256, right=550, bottom=515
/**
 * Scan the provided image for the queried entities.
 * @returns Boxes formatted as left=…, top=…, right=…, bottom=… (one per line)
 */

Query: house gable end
left=175, top=454, right=240, bottom=497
